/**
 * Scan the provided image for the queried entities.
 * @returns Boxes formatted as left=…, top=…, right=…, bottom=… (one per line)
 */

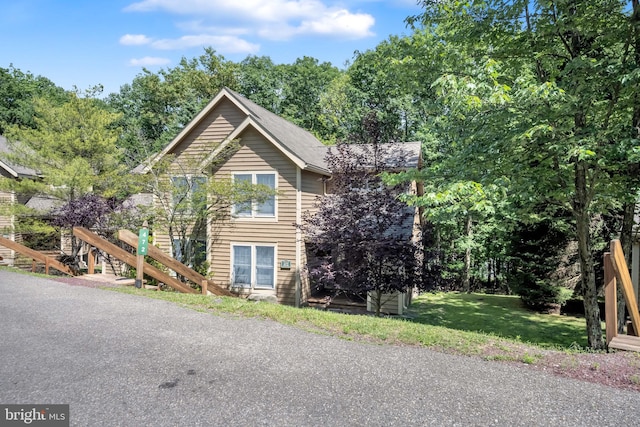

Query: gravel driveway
left=1, top=269, right=639, bottom=426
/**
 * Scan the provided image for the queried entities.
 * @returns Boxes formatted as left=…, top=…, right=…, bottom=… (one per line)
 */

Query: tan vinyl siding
left=169, top=99, right=246, bottom=173
left=0, top=190, right=15, bottom=264
left=210, top=127, right=299, bottom=305
left=298, top=171, right=326, bottom=303
left=153, top=99, right=246, bottom=254
left=300, top=170, right=324, bottom=213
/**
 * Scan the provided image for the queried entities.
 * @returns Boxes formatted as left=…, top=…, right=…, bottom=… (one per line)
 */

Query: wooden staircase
left=116, top=229, right=232, bottom=296
left=73, top=227, right=197, bottom=294
left=604, top=240, right=640, bottom=352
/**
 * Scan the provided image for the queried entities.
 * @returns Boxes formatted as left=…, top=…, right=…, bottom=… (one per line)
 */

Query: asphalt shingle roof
left=0, top=135, right=38, bottom=178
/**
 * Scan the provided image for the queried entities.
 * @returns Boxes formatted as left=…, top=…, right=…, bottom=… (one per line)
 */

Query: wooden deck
left=307, top=292, right=367, bottom=314
left=608, top=335, right=640, bottom=352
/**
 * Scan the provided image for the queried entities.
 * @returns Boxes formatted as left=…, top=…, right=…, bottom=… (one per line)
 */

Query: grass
left=107, top=286, right=596, bottom=361
left=0, top=266, right=596, bottom=358
left=408, top=292, right=594, bottom=349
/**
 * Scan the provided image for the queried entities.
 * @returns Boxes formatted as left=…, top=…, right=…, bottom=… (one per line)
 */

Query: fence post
left=604, top=252, right=617, bottom=345
left=201, top=280, right=208, bottom=295
left=88, top=248, right=95, bottom=274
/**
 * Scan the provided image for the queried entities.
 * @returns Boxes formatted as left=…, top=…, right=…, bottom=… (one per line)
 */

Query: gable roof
left=0, top=135, right=38, bottom=179
left=141, top=87, right=331, bottom=175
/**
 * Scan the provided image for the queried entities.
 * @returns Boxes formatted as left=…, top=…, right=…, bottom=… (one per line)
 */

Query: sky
left=1, top=0, right=423, bottom=96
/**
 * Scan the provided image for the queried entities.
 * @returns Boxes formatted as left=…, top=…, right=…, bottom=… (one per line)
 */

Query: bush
left=514, top=275, right=573, bottom=311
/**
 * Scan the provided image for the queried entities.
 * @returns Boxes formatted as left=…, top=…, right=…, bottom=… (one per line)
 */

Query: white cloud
left=293, top=9, right=374, bottom=38
left=120, top=34, right=152, bottom=45
left=151, top=35, right=260, bottom=54
left=124, top=0, right=375, bottom=40
left=128, top=56, right=171, bottom=66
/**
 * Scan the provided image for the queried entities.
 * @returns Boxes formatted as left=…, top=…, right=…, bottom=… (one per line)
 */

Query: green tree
left=0, top=65, right=66, bottom=135
left=1, top=87, right=131, bottom=266
left=409, top=0, right=640, bottom=349
left=280, top=56, right=342, bottom=141
left=236, top=55, right=285, bottom=114
left=141, top=143, right=276, bottom=276
left=107, top=48, right=238, bottom=166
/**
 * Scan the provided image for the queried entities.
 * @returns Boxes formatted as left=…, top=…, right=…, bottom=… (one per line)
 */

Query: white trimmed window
left=232, top=172, right=276, bottom=218
left=231, top=244, right=276, bottom=289
left=170, top=175, right=207, bottom=212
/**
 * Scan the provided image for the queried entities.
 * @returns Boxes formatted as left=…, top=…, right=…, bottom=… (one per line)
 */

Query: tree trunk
left=462, top=214, right=472, bottom=293
left=574, top=160, right=605, bottom=349
left=375, top=289, right=382, bottom=317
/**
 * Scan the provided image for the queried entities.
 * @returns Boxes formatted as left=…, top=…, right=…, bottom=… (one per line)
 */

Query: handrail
left=0, top=236, right=75, bottom=276
left=72, top=227, right=196, bottom=294
left=608, top=240, right=640, bottom=336
left=117, top=229, right=232, bottom=296
left=604, top=240, right=640, bottom=352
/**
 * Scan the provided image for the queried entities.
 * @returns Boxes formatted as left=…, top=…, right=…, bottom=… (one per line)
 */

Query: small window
left=232, top=172, right=276, bottom=218
left=232, top=244, right=276, bottom=289
left=170, top=175, right=207, bottom=212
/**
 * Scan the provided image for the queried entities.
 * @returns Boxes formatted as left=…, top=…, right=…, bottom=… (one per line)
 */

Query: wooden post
left=201, top=280, right=208, bottom=295
left=45, top=257, right=50, bottom=275
left=610, top=240, right=640, bottom=337
left=31, top=259, right=36, bottom=272
left=88, top=248, right=95, bottom=274
left=135, top=221, right=149, bottom=289
left=604, top=253, right=617, bottom=345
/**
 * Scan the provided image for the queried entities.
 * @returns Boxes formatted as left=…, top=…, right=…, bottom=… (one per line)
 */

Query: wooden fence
left=0, top=236, right=74, bottom=276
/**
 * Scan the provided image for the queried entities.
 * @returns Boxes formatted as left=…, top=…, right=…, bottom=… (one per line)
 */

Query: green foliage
left=4, top=87, right=128, bottom=201
left=507, top=214, right=576, bottom=311
left=0, top=65, right=66, bottom=135
left=142, top=145, right=277, bottom=271
left=106, top=48, right=237, bottom=166
left=404, top=0, right=640, bottom=349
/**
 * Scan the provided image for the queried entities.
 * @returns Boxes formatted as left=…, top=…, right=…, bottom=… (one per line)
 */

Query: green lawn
left=108, top=286, right=597, bottom=359
left=0, top=266, right=597, bottom=357
left=408, top=292, right=596, bottom=349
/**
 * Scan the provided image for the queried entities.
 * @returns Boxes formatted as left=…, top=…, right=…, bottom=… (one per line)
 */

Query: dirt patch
left=53, top=276, right=123, bottom=288
left=532, top=350, right=640, bottom=392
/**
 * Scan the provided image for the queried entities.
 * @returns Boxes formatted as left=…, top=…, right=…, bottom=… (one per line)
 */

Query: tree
left=280, top=57, right=342, bottom=141
left=408, top=0, right=640, bottom=348
left=1, top=87, right=133, bottom=267
left=141, top=143, right=276, bottom=277
left=300, top=143, right=423, bottom=316
left=107, top=48, right=238, bottom=166
left=236, top=55, right=285, bottom=114
left=0, top=65, right=66, bottom=135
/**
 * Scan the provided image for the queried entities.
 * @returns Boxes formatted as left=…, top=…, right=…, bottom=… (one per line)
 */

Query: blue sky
left=1, top=0, right=423, bottom=96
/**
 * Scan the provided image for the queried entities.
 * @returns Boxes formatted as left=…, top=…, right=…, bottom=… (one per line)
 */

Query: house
left=140, top=87, right=422, bottom=311
left=0, top=135, right=40, bottom=265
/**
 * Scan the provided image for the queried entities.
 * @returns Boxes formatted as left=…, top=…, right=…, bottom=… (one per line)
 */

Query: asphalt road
left=1, top=270, right=639, bottom=426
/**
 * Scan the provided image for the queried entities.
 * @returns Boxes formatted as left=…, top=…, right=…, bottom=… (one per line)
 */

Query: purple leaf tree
left=300, top=142, right=423, bottom=316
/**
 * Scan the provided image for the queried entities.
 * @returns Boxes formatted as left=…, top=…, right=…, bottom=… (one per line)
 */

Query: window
left=232, top=244, right=276, bottom=289
left=173, top=238, right=206, bottom=268
left=170, top=176, right=207, bottom=212
left=232, top=172, right=276, bottom=218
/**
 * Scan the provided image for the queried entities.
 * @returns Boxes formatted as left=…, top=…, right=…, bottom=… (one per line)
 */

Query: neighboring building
left=139, top=87, right=422, bottom=311
left=0, top=135, right=39, bottom=265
